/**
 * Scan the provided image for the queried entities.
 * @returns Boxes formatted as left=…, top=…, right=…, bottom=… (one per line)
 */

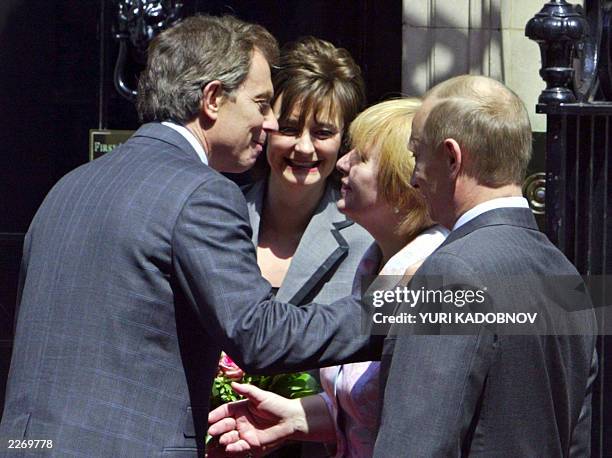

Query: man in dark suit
left=0, top=15, right=380, bottom=457
left=373, top=75, right=598, bottom=457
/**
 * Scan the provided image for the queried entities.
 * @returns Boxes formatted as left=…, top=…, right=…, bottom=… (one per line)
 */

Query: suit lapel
left=245, top=182, right=352, bottom=305
left=244, top=180, right=265, bottom=246
left=277, top=185, right=350, bottom=304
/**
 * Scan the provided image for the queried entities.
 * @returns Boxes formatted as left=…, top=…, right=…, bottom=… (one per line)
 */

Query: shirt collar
left=452, top=196, right=530, bottom=231
left=161, top=121, right=208, bottom=165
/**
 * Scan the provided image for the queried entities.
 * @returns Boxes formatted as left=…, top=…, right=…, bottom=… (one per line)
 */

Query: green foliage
left=209, top=372, right=321, bottom=410
left=210, top=375, right=241, bottom=409
left=265, top=372, right=321, bottom=399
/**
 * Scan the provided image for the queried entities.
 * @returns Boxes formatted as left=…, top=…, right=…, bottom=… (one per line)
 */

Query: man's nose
left=263, top=110, right=278, bottom=132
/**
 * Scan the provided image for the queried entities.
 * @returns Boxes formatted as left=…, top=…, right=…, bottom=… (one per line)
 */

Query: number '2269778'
left=7, top=439, right=53, bottom=449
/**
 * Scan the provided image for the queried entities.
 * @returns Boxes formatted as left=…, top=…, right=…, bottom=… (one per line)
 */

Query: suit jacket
left=374, top=208, right=598, bottom=457
left=0, top=123, right=381, bottom=457
left=245, top=180, right=372, bottom=458
left=244, top=179, right=373, bottom=306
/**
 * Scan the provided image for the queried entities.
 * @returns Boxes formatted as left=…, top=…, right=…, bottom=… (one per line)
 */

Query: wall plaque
left=89, top=129, right=134, bottom=160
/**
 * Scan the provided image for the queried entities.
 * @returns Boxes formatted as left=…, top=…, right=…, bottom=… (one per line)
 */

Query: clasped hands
left=206, top=382, right=307, bottom=457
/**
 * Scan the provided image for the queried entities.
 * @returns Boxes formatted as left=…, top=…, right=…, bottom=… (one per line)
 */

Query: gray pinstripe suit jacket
left=244, top=179, right=373, bottom=306
left=373, top=208, right=598, bottom=457
left=0, top=123, right=381, bottom=457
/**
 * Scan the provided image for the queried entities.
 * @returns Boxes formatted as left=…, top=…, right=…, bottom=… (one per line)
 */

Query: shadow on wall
left=402, top=1, right=504, bottom=96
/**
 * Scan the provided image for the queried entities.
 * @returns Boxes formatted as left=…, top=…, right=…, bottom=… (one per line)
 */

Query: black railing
left=527, top=1, right=612, bottom=455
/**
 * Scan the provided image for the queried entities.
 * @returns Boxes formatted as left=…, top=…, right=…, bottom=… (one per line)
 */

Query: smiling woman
left=243, top=36, right=371, bottom=296
left=266, top=93, right=342, bottom=188
left=237, top=36, right=372, bottom=458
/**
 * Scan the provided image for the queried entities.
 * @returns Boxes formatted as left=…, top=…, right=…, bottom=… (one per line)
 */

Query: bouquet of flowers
left=210, top=352, right=321, bottom=410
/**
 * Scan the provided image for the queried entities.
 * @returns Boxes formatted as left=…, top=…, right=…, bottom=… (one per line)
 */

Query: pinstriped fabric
left=0, top=123, right=382, bottom=457
left=374, top=208, right=598, bottom=458
left=1, top=125, right=214, bottom=457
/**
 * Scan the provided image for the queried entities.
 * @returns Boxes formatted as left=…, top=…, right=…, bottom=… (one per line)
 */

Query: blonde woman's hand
left=208, top=382, right=306, bottom=456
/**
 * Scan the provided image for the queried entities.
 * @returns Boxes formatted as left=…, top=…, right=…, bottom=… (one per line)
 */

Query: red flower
left=217, top=352, right=244, bottom=380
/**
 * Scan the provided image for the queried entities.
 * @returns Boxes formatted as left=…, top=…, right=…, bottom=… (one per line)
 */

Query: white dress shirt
left=453, top=196, right=530, bottom=231
left=161, top=121, right=208, bottom=165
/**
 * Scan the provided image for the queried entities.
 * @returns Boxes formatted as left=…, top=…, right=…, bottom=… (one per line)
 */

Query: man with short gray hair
left=374, top=75, right=598, bottom=457
left=0, top=15, right=380, bottom=457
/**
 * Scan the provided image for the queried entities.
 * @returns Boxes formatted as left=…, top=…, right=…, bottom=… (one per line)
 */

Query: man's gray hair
left=423, top=75, right=532, bottom=186
left=137, top=15, right=278, bottom=124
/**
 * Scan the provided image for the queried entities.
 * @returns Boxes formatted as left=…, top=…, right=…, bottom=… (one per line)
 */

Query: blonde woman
left=209, top=98, right=449, bottom=457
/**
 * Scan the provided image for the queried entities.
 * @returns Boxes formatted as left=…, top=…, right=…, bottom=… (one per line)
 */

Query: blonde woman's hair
left=349, top=98, right=433, bottom=239
left=423, top=75, right=532, bottom=186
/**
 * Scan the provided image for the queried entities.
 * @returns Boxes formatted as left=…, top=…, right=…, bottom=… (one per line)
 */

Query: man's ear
left=442, top=138, right=462, bottom=178
left=201, top=80, right=224, bottom=121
